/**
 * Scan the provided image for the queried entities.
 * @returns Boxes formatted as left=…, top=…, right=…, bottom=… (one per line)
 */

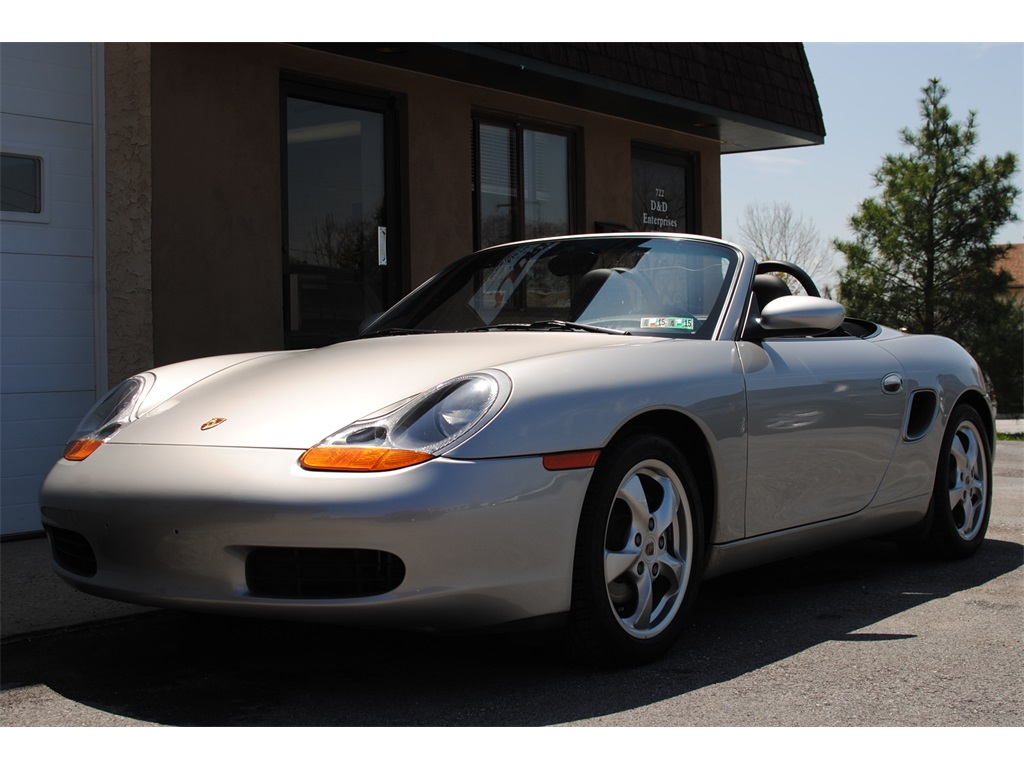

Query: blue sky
left=721, top=42, right=1024, bottom=261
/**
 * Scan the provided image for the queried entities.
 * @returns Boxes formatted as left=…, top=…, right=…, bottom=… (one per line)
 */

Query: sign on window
left=631, top=146, right=694, bottom=233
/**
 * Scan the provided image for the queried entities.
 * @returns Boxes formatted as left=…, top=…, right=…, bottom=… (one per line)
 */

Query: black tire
left=919, top=404, right=992, bottom=559
left=567, top=433, right=704, bottom=666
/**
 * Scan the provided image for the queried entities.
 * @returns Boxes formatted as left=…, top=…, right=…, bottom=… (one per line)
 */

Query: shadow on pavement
left=2, top=534, right=1020, bottom=726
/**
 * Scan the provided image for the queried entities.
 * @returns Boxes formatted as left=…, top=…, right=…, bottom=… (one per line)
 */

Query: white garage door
left=1, top=43, right=102, bottom=536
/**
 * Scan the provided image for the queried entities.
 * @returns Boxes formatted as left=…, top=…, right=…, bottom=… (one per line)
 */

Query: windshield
left=365, top=235, right=740, bottom=339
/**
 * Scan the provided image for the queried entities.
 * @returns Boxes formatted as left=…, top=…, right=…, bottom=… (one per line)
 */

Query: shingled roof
left=313, top=42, right=825, bottom=153
left=483, top=43, right=824, bottom=148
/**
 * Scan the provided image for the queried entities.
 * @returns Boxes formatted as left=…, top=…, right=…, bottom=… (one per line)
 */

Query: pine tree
left=837, top=78, right=1022, bottom=413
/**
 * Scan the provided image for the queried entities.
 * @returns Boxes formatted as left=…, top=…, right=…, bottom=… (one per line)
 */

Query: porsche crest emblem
left=200, top=417, right=227, bottom=431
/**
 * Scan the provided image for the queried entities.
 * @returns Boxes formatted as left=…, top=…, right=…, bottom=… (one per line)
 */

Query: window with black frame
left=1, top=153, right=42, bottom=214
left=281, top=80, right=401, bottom=349
left=473, top=118, right=574, bottom=250
left=631, top=144, right=696, bottom=234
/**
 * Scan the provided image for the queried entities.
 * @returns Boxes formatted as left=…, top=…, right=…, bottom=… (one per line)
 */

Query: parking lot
left=1, top=442, right=1020, bottom=728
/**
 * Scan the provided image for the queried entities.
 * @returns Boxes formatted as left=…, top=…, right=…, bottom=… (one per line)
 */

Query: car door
left=737, top=336, right=906, bottom=537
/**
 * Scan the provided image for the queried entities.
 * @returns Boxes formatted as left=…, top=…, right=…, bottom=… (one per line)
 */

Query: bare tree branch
left=736, top=202, right=840, bottom=295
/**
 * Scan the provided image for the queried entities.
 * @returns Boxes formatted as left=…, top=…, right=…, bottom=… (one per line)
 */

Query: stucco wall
left=151, top=44, right=283, bottom=366
left=105, top=43, right=153, bottom=385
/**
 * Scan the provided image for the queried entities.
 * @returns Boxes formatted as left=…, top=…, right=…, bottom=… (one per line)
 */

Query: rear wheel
left=567, top=433, right=703, bottom=666
left=919, top=404, right=992, bottom=559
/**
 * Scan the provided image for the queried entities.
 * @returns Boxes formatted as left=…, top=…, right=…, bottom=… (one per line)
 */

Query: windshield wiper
left=362, top=327, right=446, bottom=338
left=466, top=320, right=629, bottom=335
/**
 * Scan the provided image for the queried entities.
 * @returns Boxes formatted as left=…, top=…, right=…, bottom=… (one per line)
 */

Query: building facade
left=1, top=42, right=824, bottom=535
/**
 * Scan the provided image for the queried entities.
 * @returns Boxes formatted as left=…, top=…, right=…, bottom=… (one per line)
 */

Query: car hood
left=115, top=332, right=649, bottom=449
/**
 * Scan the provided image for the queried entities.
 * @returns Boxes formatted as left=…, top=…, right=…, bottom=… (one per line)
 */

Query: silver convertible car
left=40, top=233, right=994, bottom=665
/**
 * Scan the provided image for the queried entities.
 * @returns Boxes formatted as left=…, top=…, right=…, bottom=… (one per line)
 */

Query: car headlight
left=300, top=372, right=510, bottom=472
left=63, top=374, right=155, bottom=461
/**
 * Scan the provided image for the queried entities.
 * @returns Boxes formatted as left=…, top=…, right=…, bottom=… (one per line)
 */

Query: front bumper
left=39, top=443, right=593, bottom=629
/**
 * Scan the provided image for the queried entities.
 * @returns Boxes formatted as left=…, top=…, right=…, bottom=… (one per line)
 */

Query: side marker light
left=542, top=450, right=601, bottom=471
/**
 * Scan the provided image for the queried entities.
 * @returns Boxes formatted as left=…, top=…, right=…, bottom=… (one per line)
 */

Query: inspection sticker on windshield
left=641, top=317, right=694, bottom=330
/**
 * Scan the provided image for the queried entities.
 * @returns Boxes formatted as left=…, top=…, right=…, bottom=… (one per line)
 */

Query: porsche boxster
left=40, top=233, right=994, bottom=665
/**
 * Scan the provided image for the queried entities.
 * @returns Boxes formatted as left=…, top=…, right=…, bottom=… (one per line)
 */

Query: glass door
left=283, top=84, right=399, bottom=347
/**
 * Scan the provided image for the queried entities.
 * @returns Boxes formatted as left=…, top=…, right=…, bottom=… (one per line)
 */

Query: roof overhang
left=301, top=43, right=824, bottom=154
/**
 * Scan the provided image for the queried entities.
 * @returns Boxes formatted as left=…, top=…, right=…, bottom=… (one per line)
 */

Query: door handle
left=882, top=373, right=904, bottom=395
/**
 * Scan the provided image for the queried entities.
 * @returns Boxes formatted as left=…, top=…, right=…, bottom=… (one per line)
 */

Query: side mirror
left=759, top=295, right=846, bottom=334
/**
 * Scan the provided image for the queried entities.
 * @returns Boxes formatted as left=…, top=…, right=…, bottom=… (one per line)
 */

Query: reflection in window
left=524, top=130, right=569, bottom=240
left=286, top=99, right=384, bottom=271
left=284, top=97, right=387, bottom=347
left=1, top=153, right=42, bottom=213
left=474, top=120, right=572, bottom=249
left=477, top=124, right=516, bottom=248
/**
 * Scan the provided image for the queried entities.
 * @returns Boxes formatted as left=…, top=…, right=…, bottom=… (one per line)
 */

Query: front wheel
left=567, top=433, right=704, bottom=666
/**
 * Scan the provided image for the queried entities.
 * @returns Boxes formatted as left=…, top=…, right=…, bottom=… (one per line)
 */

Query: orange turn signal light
left=542, top=450, right=601, bottom=471
left=300, top=446, right=433, bottom=472
left=64, top=439, right=105, bottom=461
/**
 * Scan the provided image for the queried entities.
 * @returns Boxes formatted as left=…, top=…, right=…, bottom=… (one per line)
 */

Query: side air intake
left=905, top=390, right=938, bottom=442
